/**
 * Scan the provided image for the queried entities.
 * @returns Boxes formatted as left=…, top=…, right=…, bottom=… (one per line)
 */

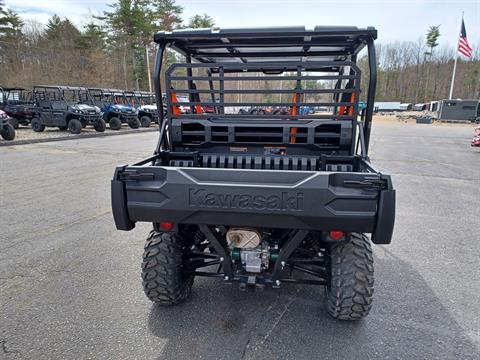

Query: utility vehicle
left=30, top=86, right=105, bottom=134
left=111, top=26, right=396, bottom=320
left=0, top=109, right=15, bottom=140
left=0, top=87, right=35, bottom=128
left=86, top=88, right=140, bottom=130
left=124, top=90, right=159, bottom=127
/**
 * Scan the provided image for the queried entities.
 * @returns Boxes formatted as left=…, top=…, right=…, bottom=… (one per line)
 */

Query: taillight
left=159, top=221, right=174, bottom=231
left=328, top=230, right=344, bottom=241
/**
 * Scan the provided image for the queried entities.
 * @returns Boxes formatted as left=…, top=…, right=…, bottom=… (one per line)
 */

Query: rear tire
left=93, top=119, right=106, bottom=132
left=140, top=115, right=151, bottom=128
left=109, top=117, right=122, bottom=130
left=31, top=117, right=45, bottom=132
left=68, top=119, right=82, bottom=134
left=8, top=117, right=19, bottom=129
left=142, top=230, right=194, bottom=305
left=325, top=233, right=374, bottom=320
left=1, top=122, right=15, bottom=140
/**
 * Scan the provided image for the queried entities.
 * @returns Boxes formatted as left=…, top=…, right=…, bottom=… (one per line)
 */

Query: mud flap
left=371, top=189, right=395, bottom=244
left=111, top=167, right=135, bottom=231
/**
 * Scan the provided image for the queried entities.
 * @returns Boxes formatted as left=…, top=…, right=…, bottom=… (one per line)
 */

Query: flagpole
left=448, top=11, right=464, bottom=100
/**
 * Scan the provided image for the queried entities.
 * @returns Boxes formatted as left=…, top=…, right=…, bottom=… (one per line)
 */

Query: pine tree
left=0, top=0, right=9, bottom=34
left=99, top=0, right=154, bottom=89
left=77, top=22, right=106, bottom=51
left=188, top=14, right=215, bottom=29
left=425, top=25, right=441, bottom=58
left=151, top=0, right=183, bottom=31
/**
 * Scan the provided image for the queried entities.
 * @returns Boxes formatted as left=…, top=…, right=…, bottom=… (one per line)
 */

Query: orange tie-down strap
left=338, top=92, right=356, bottom=116
left=170, top=92, right=181, bottom=115
left=194, top=104, right=203, bottom=114
left=290, top=92, right=301, bottom=143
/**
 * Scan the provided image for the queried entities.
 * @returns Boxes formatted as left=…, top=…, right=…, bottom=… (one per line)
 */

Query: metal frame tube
left=153, top=43, right=166, bottom=154
left=364, top=38, right=377, bottom=154
left=186, top=55, right=195, bottom=114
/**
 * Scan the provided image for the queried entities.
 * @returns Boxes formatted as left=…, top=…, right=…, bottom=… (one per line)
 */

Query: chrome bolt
left=220, top=257, right=224, bottom=262
left=224, top=276, right=229, bottom=281
left=275, top=280, right=281, bottom=286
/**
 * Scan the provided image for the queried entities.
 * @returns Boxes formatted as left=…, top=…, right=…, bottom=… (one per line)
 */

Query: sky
left=5, top=0, right=480, bottom=48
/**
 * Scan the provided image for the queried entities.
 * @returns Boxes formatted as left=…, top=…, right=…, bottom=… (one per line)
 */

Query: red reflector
left=329, top=230, right=344, bottom=241
left=160, top=221, right=174, bottom=231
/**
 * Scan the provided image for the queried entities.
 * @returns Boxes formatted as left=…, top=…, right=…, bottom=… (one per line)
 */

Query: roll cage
left=153, top=26, right=377, bottom=156
left=32, top=85, right=82, bottom=108
left=0, top=87, right=31, bottom=106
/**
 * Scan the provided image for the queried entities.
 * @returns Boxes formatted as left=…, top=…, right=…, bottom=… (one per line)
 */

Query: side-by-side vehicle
left=111, top=26, right=396, bottom=320
left=31, top=86, right=105, bottom=134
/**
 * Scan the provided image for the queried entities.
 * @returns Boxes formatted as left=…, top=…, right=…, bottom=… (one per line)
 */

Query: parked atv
left=0, top=109, right=15, bottom=140
left=111, top=26, right=395, bottom=321
left=0, top=87, right=35, bottom=128
left=31, top=86, right=105, bottom=134
left=86, top=88, right=140, bottom=130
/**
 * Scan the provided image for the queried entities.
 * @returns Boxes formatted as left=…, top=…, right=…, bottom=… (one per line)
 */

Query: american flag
left=458, top=19, right=472, bottom=58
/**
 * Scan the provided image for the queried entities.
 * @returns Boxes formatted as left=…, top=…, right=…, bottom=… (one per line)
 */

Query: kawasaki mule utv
left=111, top=26, right=396, bottom=320
left=86, top=88, right=140, bottom=130
left=0, top=87, right=35, bottom=128
left=31, top=86, right=105, bottom=134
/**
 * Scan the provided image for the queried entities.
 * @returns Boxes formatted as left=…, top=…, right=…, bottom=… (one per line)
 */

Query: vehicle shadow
left=148, top=251, right=479, bottom=360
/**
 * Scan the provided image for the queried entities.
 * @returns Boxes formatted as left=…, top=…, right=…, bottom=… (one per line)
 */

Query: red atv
left=472, top=126, right=480, bottom=147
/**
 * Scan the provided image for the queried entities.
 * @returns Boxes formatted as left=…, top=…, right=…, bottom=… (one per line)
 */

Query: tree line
left=1, top=0, right=478, bottom=103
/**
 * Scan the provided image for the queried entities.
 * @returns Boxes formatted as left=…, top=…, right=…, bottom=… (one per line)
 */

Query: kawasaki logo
left=188, top=188, right=303, bottom=211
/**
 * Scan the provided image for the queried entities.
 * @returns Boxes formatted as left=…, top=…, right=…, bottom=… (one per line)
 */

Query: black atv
left=85, top=88, right=140, bottom=130
left=30, top=86, right=105, bottom=134
left=0, top=87, right=36, bottom=128
left=111, top=26, right=395, bottom=320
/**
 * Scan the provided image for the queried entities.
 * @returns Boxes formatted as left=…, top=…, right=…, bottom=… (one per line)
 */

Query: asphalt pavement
left=1, top=122, right=479, bottom=359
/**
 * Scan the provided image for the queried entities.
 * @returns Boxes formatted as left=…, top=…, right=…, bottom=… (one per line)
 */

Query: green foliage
left=1, top=1, right=24, bottom=39
left=76, top=22, right=106, bottom=51
left=151, top=0, right=183, bottom=31
left=425, top=25, right=440, bottom=55
left=2, top=9, right=23, bottom=38
left=188, top=14, right=215, bottom=29
left=0, top=0, right=9, bottom=29
left=44, top=15, right=81, bottom=43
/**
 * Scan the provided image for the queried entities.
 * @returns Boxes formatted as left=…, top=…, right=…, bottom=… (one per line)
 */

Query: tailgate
left=112, top=166, right=395, bottom=243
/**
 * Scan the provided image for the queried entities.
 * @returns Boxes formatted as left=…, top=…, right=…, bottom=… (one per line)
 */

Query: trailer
left=374, top=101, right=401, bottom=112
left=436, top=99, right=480, bottom=122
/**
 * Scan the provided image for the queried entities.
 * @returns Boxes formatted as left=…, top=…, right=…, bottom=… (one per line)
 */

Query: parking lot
left=1, top=121, right=479, bottom=359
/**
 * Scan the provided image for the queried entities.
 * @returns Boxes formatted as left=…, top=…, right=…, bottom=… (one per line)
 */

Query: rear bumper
left=111, top=165, right=395, bottom=244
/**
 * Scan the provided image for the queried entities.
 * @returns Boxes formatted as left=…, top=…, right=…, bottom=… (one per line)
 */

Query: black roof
left=0, top=87, right=26, bottom=91
left=154, top=26, right=377, bottom=63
